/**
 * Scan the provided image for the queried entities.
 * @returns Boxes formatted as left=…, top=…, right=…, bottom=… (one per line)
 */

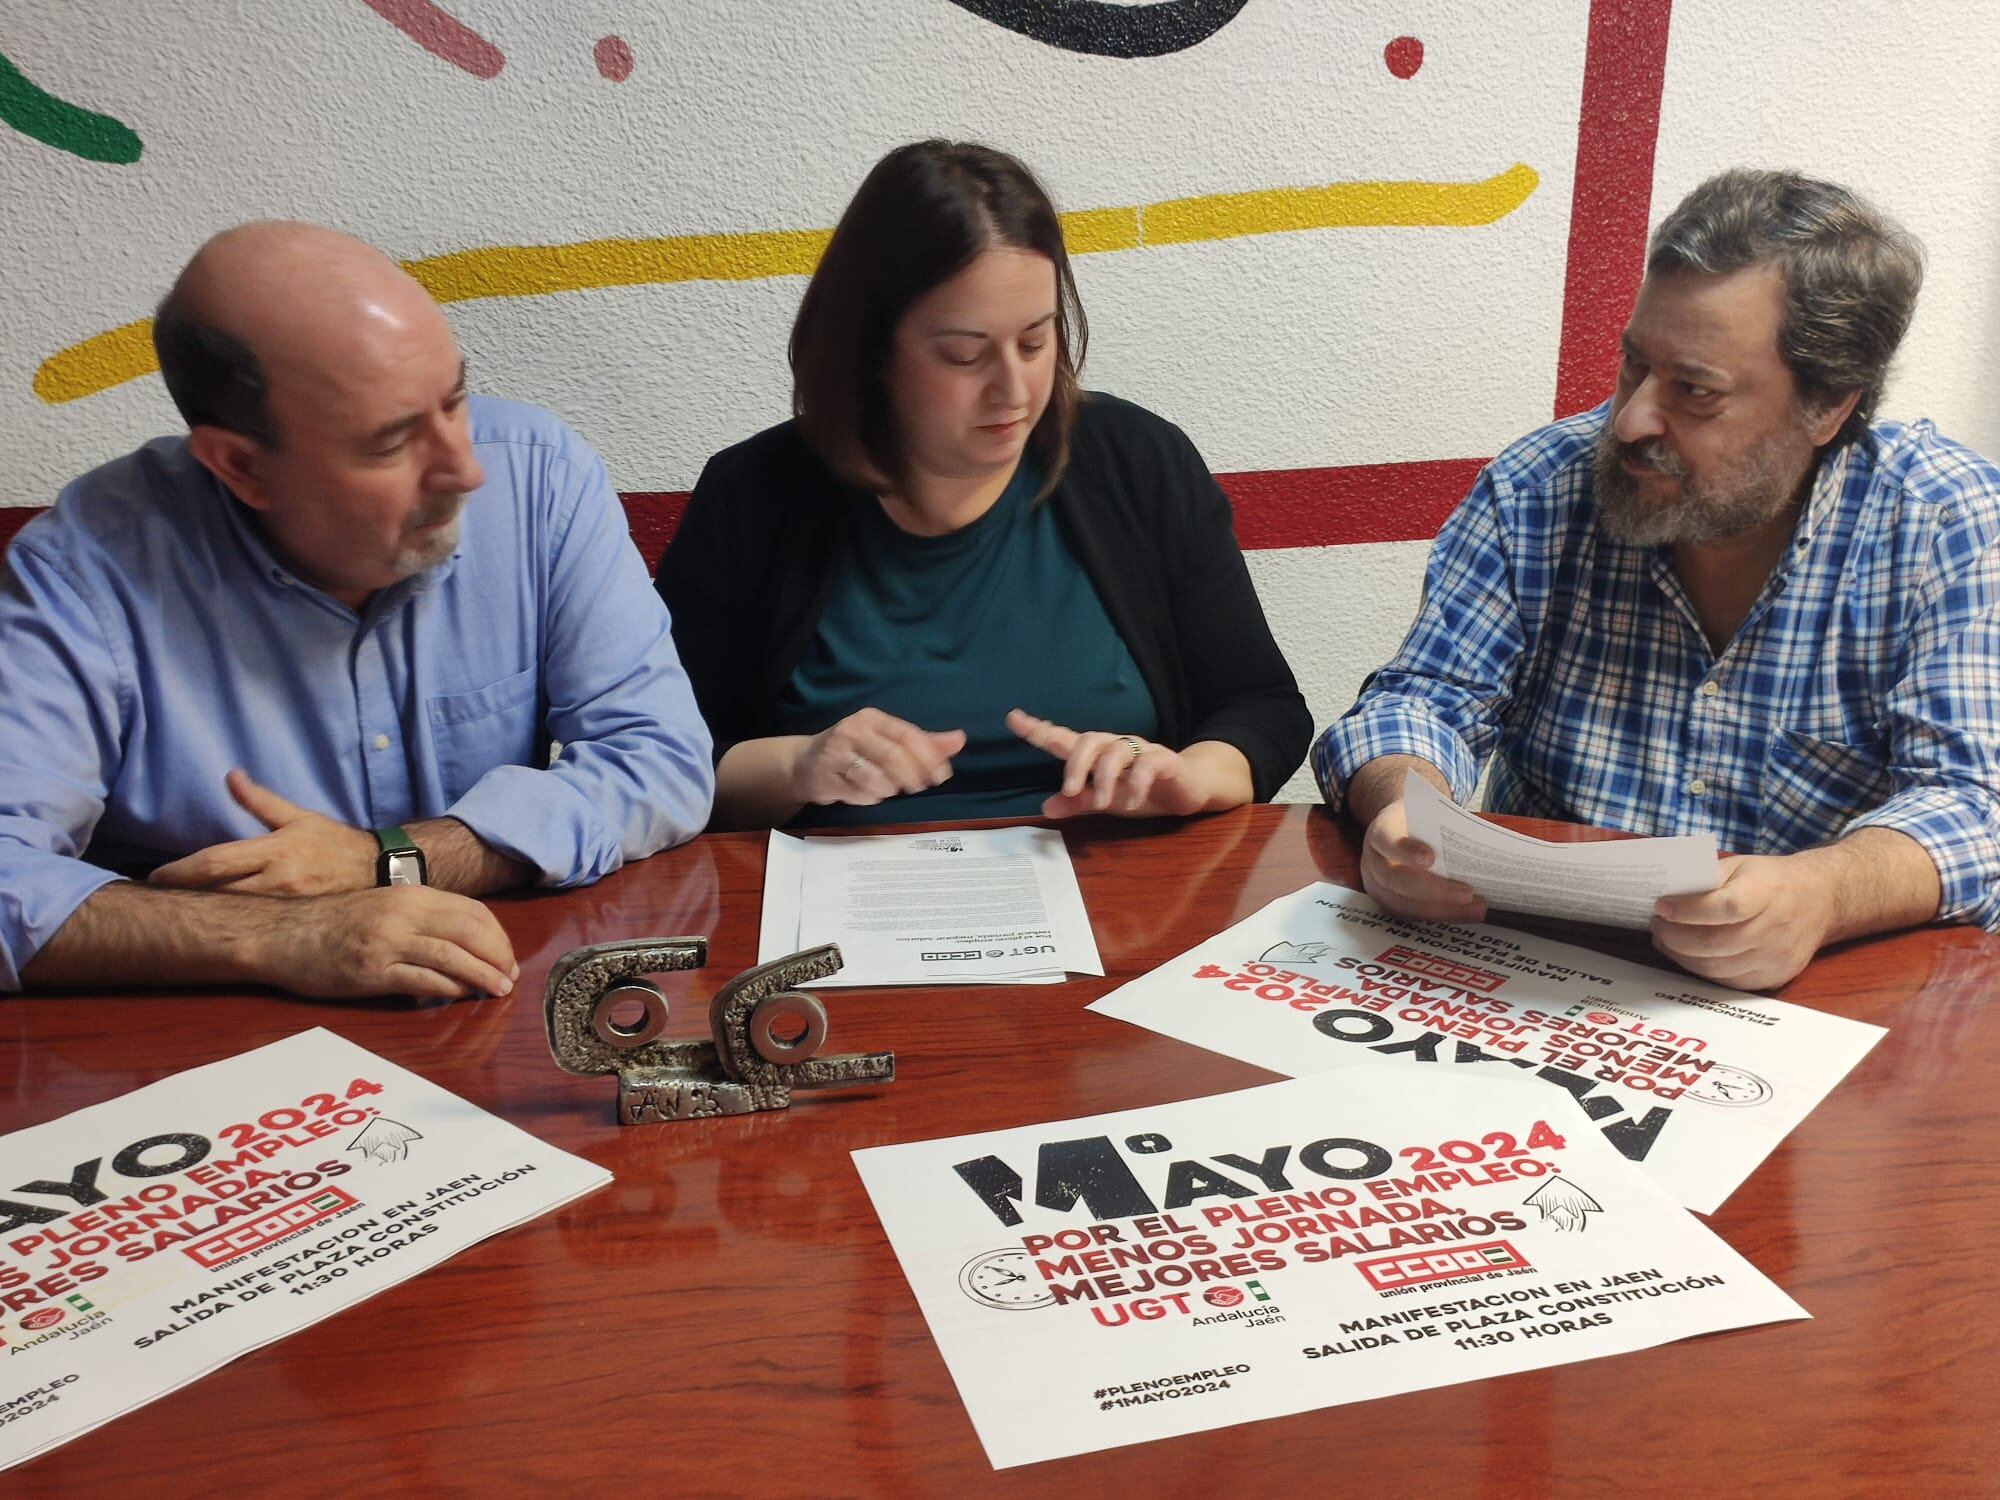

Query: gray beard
left=1593, top=426, right=1803, bottom=546
left=393, top=494, right=464, bottom=574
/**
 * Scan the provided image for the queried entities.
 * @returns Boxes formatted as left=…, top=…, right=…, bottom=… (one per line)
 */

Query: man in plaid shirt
left=1317, top=170, right=2000, bottom=990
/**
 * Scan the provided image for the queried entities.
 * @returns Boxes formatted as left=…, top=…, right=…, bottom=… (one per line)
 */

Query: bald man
left=0, top=222, right=714, bottom=998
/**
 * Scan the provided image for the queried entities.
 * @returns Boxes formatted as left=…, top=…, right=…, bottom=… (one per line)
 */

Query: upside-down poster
left=854, top=1070, right=1805, bottom=1469
left=0, top=1028, right=609, bottom=1470
left=1088, top=884, right=1885, bottom=1214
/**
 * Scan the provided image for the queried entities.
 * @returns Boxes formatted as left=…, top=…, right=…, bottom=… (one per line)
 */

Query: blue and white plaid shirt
left=1315, top=404, right=2000, bottom=931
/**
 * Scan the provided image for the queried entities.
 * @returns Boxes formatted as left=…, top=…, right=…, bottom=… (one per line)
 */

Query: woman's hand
left=793, top=708, right=966, bottom=807
left=1007, top=709, right=1208, bottom=818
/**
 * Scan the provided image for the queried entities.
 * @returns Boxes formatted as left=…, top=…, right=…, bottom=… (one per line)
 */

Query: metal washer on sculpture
left=544, top=937, right=896, bottom=1122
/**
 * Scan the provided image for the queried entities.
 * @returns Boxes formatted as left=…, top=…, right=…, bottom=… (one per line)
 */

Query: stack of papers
left=760, top=826, right=1104, bottom=986
left=1402, top=771, right=1719, bottom=928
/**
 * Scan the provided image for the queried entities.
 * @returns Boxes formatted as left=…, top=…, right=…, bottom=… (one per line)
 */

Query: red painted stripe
left=0, top=506, right=32, bottom=553
left=1, top=457, right=1483, bottom=571
left=619, top=490, right=692, bottom=573
left=1217, top=458, right=1487, bottom=552
left=625, top=459, right=1484, bottom=569
left=357, top=0, right=507, bottom=79
left=1555, top=0, right=1674, bottom=417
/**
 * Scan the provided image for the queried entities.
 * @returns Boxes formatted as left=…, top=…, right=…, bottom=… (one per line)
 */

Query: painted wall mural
left=357, top=0, right=510, bottom=79
left=942, top=0, right=1252, bottom=58
left=0, top=49, right=142, bottom=163
left=16, top=0, right=1987, bottom=801
left=35, top=162, right=1543, bottom=407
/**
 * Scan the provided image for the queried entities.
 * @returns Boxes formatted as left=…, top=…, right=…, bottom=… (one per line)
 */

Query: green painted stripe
left=0, top=51, right=142, bottom=164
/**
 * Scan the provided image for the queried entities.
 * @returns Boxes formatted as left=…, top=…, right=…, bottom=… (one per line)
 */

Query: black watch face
left=958, top=1248, right=1054, bottom=1310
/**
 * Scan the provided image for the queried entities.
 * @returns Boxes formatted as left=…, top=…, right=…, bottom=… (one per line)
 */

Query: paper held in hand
left=854, top=1069, right=1807, bottom=1470
left=759, top=826, right=1104, bottom=986
left=1087, top=884, right=1884, bottom=1215
left=1401, top=771, right=1719, bottom=928
left=0, top=1028, right=610, bottom=1472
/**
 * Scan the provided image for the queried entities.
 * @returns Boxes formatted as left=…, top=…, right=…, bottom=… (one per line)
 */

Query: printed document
left=1402, top=771, right=1719, bottom=929
left=855, top=1069, right=1806, bottom=1469
left=760, top=827, right=1103, bottom=986
left=0, top=1029, right=609, bottom=1471
left=1088, top=883, right=1884, bottom=1214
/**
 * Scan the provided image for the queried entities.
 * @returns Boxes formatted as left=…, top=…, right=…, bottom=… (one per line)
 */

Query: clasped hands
left=150, top=769, right=516, bottom=1000
left=1361, top=797, right=1831, bottom=991
left=793, top=706, right=1206, bottom=819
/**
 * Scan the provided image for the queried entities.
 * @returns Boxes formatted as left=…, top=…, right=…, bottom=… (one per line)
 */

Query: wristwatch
left=373, top=825, right=428, bottom=887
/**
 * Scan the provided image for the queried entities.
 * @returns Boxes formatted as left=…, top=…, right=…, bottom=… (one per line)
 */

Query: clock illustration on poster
left=1686, top=1064, right=1775, bottom=1107
left=959, top=1248, right=1056, bottom=1309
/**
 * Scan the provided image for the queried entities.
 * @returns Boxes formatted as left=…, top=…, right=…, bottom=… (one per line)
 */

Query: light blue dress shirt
left=0, top=396, right=714, bottom=989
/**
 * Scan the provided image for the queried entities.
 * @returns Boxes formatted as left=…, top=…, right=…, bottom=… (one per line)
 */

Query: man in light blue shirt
left=1, top=222, right=714, bottom=997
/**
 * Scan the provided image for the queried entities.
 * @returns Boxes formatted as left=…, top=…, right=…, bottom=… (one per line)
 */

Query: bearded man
left=1316, top=169, right=2000, bottom=988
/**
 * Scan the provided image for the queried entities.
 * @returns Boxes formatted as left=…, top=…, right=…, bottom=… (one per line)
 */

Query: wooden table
left=5, top=805, right=1997, bottom=1496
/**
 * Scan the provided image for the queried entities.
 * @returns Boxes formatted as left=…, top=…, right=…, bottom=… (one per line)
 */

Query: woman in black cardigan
left=656, top=140, right=1309, bottom=829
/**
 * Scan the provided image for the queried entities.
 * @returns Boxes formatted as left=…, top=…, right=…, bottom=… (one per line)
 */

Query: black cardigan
left=655, top=393, right=1311, bottom=801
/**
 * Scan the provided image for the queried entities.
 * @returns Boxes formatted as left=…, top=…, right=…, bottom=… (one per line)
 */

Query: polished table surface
left=5, top=804, right=1998, bottom=1497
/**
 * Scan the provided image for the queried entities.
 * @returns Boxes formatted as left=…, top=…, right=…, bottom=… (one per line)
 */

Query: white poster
left=0, top=1029, right=609, bottom=1471
left=760, top=827, right=1103, bottom=986
left=853, top=1070, right=1805, bottom=1470
left=1088, top=884, right=1884, bottom=1214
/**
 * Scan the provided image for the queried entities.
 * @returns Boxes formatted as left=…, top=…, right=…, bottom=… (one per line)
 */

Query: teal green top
left=777, top=460, right=1158, bottom=826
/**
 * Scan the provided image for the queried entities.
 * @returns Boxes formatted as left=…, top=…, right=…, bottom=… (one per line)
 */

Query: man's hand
left=1651, top=853, right=1834, bottom=991
left=1008, top=710, right=1208, bottom=819
left=792, top=708, right=965, bottom=807
left=1358, top=796, right=1488, bottom=923
left=280, top=887, right=519, bottom=1000
left=23, top=880, right=519, bottom=1000
left=150, top=769, right=377, bottom=895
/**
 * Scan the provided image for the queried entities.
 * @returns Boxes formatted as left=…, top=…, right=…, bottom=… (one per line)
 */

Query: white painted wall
left=2, top=0, right=1994, bottom=805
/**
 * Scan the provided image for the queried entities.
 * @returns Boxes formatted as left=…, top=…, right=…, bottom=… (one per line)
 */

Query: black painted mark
left=944, top=0, right=1252, bottom=58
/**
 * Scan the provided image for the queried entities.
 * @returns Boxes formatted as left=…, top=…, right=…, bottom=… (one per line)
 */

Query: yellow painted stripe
left=34, top=164, right=1536, bottom=405
left=406, top=226, right=836, bottom=302
left=1059, top=204, right=1141, bottom=255
left=32, top=317, right=157, bottom=406
left=1141, top=161, right=1540, bottom=245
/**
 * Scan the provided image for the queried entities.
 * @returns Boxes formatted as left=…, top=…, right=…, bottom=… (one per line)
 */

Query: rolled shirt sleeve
left=1842, top=520, right=2000, bottom=930
left=1314, top=466, right=1526, bottom=812
left=0, top=541, right=129, bottom=990
left=445, top=439, right=714, bottom=885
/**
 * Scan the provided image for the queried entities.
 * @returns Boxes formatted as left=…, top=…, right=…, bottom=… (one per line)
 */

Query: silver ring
left=839, top=755, right=868, bottom=782
left=1119, top=735, right=1145, bottom=760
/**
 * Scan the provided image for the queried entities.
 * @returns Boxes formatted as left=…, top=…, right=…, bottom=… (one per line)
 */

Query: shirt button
left=1700, top=680, right=1720, bottom=698
left=1687, top=778, right=1708, bottom=797
left=373, top=734, right=390, bottom=751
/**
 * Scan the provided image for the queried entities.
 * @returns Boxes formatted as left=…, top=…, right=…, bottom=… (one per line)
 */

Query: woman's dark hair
left=790, top=140, right=1088, bottom=495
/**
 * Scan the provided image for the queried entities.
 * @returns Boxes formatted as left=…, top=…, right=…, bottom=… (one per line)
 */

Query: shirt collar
left=1789, top=435, right=1857, bottom=563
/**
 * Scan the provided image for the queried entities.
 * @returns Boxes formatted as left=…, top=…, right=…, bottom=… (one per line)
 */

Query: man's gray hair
left=1648, top=169, right=1924, bottom=443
